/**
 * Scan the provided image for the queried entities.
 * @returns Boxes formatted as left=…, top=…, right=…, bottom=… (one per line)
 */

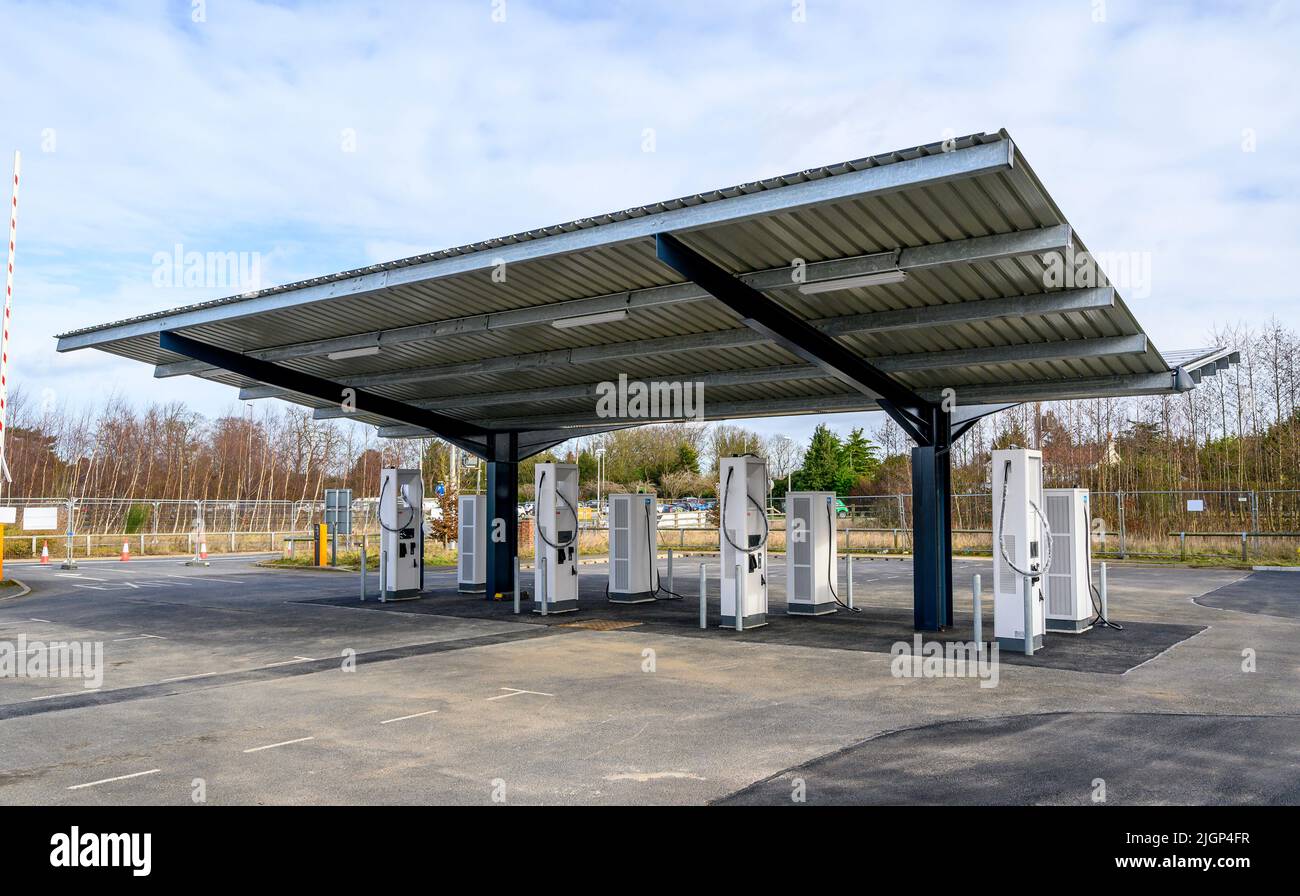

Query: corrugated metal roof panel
left=57, top=130, right=1234, bottom=440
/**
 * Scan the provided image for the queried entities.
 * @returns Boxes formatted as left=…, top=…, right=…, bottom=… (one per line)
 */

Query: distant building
left=1097, top=434, right=1121, bottom=467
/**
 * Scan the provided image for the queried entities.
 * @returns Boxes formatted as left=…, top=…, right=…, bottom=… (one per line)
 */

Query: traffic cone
left=120, top=541, right=131, bottom=562
left=199, top=542, right=208, bottom=561
left=40, top=541, right=50, bottom=565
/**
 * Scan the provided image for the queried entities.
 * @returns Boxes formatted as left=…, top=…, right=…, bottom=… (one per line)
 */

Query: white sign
left=23, top=506, right=59, bottom=530
left=1186, top=499, right=1205, bottom=513
left=0, top=507, right=15, bottom=524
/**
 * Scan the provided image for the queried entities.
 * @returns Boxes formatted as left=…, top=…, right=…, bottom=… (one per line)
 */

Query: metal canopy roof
left=57, top=130, right=1233, bottom=451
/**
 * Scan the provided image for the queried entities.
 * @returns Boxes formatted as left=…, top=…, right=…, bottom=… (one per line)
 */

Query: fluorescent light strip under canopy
left=798, top=269, right=908, bottom=294
left=551, top=309, right=629, bottom=329
left=326, top=345, right=381, bottom=360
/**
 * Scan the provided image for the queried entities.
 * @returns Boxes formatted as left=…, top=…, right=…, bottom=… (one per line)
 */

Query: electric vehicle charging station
left=719, top=455, right=769, bottom=629
left=534, top=462, right=580, bottom=613
left=608, top=493, right=657, bottom=603
left=992, top=448, right=1050, bottom=651
left=457, top=493, right=487, bottom=593
left=1043, top=488, right=1094, bottom=632
left=379, top=467, right=424, bottom=601
left=785, top=491, right=838, bottom=615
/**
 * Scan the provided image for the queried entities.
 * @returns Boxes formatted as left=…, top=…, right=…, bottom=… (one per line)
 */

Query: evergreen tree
left=842, top=427, right=880, bottom=482
left=792, top=424, right=852, bottom=493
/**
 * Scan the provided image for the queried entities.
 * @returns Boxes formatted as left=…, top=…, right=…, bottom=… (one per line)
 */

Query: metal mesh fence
left=4, top=490, right=1298, bottom=563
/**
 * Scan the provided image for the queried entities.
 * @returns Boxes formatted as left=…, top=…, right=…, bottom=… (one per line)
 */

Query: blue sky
left=1, top=0, right=1296, bottom=445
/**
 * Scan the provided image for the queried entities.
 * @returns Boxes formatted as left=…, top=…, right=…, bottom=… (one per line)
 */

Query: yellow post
left=315, top=523, right=328, bottom=566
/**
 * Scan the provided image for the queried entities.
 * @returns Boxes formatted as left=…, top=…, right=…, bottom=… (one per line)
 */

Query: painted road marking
left=29, top=618, right=50, bottom=623
left=263, top=657, right=316, bottom=667
left=243, top=736, right=314, bottom=753
left=111, top=633, right=166, bottom=642
left=31, top=688, right=101, bottom=700
left=380, top=710, right=439, bottom=725
left=159, top=671, right=222, bottom=683
left=67, top=769, right=160, bottom=790
left=11, top=554, right=274, bottom=567
left=486, top=687, right=555, bottom=701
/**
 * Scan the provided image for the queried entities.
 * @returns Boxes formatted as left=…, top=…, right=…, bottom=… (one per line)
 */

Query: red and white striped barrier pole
left=1, top=151, right=18, bottom=483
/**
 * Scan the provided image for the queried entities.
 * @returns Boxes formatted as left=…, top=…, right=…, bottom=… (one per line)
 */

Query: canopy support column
left=484, top=432, right=519, bottom=601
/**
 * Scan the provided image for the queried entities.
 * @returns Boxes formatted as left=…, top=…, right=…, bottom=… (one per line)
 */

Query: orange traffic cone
left=199, top=542, right=208, bottom=561
left=40, top=541, right=50, bottom=565
left=120, top=541, right=131, bottom=562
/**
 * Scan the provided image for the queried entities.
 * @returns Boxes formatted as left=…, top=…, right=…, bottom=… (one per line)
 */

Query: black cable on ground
left=825, top=498, right=860, bottom=612
left=647, top=500, right=686, bottom=601
left=1085, top=557, right=1124, bottom=630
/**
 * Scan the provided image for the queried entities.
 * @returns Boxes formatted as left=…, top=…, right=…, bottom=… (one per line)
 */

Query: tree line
left=6, top=319, right=1296, bottom=518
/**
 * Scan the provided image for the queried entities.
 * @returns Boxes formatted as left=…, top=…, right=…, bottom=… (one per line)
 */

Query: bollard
left=540, top=555, right=548, bottom=616
left=1022, top=574, right=1034, bottom=657
left=1099, top=562, right=1109, bottom=621
left=1180, top=531, right=1187, bottom=561
left=667, top=548, right=673, bottom=595
left=513, top=556, right=521, bottom=614
left=734, top=561, right=744, bottom=632
left=1241, top=531, right=1248, bottom=562
left=379, top=550, right=387, bottom=603
left=698, top=562, right=707, bottom=629
left=973, top=574, right=983, bottom=656
left=846, top=554, right=854, bottom=610
left=359, top=543, right=367, bottom=601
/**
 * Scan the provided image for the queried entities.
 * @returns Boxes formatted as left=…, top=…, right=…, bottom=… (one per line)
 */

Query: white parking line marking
left=159, top=671, right=221, bottom=683
left=31, top=688, right=101, bottom=700
left=263, top=657, right=315, bottom=667
left=486, top=687, right=555, bottom=701
left=67, top=769, right=160, bottom=790
left=243, top=736, right=314, bottom=753
left=380, top=710, right=439, bottom=725
left=29, top=618, right=50, bottom=623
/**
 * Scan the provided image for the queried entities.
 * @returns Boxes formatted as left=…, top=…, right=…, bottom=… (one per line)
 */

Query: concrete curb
left=0, top=577, right=32, bottom=601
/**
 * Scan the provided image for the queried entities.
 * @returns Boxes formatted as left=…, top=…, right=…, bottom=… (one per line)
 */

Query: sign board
left=23, top=506, right=59, bottom=530
left=1186, top=499, right=1205, bottom=513
left=323, top=489, right=352, bottom=535
left=0, top=507, right=15, bottom=524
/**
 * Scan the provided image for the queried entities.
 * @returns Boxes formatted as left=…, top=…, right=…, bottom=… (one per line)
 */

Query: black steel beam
left=159, top=331, right=489, bottom=454
left=655, top=233, right=929, bottom=412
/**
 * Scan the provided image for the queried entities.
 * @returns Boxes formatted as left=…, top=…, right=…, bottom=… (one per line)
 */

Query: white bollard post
left=1022, top=574, right=1034, bottom=657
left=973, top=574, right=982, bottom=656
left=846, top=554, right=854, bottom=610
left=540, top=555, right=548, bottom=616
left=734, top=560, right=744, bottom=632
left=379, top=550, right=387, bottom=603
left=667, top=548, right=673, bottom=595
left=698, top=562, right=707, bottom=629
left=1099, top=562, right=1109, bottom=622
left=513, top=555, right=521, bottom=615
left=359, top=544, right=367, bottom=601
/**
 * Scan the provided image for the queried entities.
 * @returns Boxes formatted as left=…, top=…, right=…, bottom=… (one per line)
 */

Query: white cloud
left=0, top=0, right=1295, bottom=440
